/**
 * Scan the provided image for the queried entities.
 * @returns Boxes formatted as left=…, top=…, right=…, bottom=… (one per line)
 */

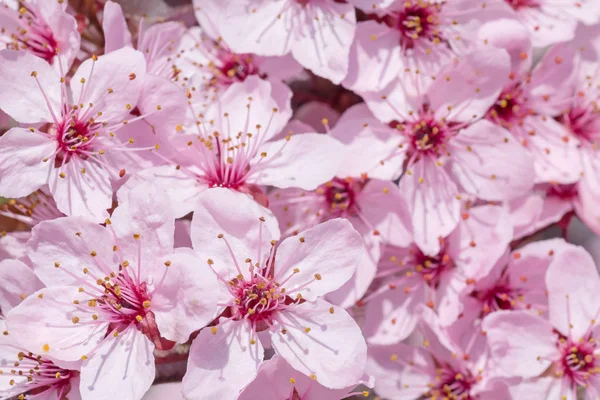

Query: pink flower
left=239, top=355, right=373, bottom=400
left=362, top=203, right=512, bottom=344
left=483, top=244, right=600, bottom=398
left=469, top=239, right=561, bottom=317
left=496, top=0, right=600, bottom=48
left=479, top=19, right=582, bottom=184
left=0, top=259, right=81, bottom=400
left=0, top=48, right=157, bottom=220
left=0, top=0, right=81, bottom=68
left=352, top=49, right=534, bottom=254
left=119, top=77, right=344, bottom=216
left=5, top=182, right=224, bottom=400
left=181, top=188, right=367, bottom=398
left=269, top=176, right=410, bottom=308
left=101, top=1, right=188, bottom=148
left=216, top=0, right=357, bottom=84
left=367, top=308, right=497, bottom=400
left=344, top=0, right=508, bottom=94
left=507, top=184, right=575, bottom=241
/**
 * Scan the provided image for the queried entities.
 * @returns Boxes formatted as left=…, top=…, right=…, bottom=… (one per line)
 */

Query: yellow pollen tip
left=142, top=300, right=151, bottom=308
left=42, top=344, right=50, bottom=352
left=211, top=326, right=218, bottom=335
left=289, top=377, right=296, bottom=384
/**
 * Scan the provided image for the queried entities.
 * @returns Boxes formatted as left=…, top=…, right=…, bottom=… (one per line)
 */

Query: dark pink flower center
left=230, top=276, right=289, bottom=327
left=546, top=183, right=578, bottom=201
left=6, top=4, right=58, bottom=63
left=505, top=0, right=539, bottom=10
left=559, top=104, right=600, bottom=145
left=557, top=336, right=598, bottom=386
left=475, top=284, right=523, bottom=314
left=319, top=178, right=364, bottom=217
left=390, top=108, right=453, bottom=160
left=428, top=364, right=476, bottom=399
left=487, top=86, right=528, bottom=127
left=412, top=247, right=454, bottom=288
left=1, top=351, right=77, bottom=399
left=52, top=116, right=98, bottom=164
left=215, top=52, right=262, bottom=86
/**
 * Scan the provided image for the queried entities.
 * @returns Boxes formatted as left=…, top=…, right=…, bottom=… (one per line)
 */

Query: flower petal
left=271, top=298, right=367, bottom=389
left=183, top=321, right=263, bottom=399
left=0, top=259, right=44, bottom=313
left=80, top=326, right=154, bottom=400
left=274, top=218, right=363, bottom=301
left=102, top=1, right=133, bottom=53
left=0, top=128, right=54, bottom=198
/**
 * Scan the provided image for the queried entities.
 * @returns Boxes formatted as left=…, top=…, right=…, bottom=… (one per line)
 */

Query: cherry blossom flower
left=0, top=0, right=81, bottom=68
left=468, top=239, right=562, bottom=318
left=349, top=49, right=534, bottom=254
left=479, top=18, right=582, bottom=184
left=483, top=244, right=600, bottom=399
left=216, top=0, right=357, bottom=84
left=366, top=308, right=500, bottom=400
left=269, top=176, right=411, bottom=308
left=0, top=259, right=81, bottom=400
left=496, top=0, right=600, bottom=48
left=344, top=0, right=508, bottom=95
left=362, top=203, right=512, bottom=344
left=239, top=355, right=373, bottom=400
left=0, top=188, right=64, bottom=264
left=181, top=188, right=367, bottom=399
left=5, top=182, right=224, bottom=400
left=0, top=48, right=159, bottom=220
left=119, top=77, right=344, bottom=216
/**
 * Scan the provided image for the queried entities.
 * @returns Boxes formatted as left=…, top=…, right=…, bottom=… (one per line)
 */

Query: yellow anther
left=211, top=326, right=218, bottom=335
left=143, top=300, right=151, bottom=308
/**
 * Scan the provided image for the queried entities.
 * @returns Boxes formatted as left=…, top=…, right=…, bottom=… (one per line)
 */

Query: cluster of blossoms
left=1, top=0, right=600, bottom=399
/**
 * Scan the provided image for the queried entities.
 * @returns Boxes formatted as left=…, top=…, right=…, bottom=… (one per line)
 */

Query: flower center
left=505, top=0, right=539, bottom=10
left=231, top=277, right=288, bottom=326
left=91, top=271, right=153, bottom=334
left=559, top=105, right=600, bottom=145
left=2, top=351, right=76, bottom=398
left=428, top=364, right=476, bottom=399
left=546, top=183, right=578, bottom=201
left=412, top=247, right=453, bottom=287
left=319, top=178, right=363, bottom=217
left=476, top=284, right=522, bottom=314
left=215, top=53, right=261, bottom=86
left=487, top=87, right=528, bottom=127
left=558, top=337, right=598, bottom=385
left=7, top=5, right=58, bottom=63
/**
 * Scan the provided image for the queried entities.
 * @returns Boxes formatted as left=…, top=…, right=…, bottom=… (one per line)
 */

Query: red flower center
left=560, top=105, right=600, bottom=145
left=10, top=4, right=59, bottom=63
left=216, top=53, right=262, bottom=85
left=428, top=364, right=476, bottom=399
left=231, top=277, right=289, bottom=326
left=487, top=87, right=528, bottom=127
left=558, top=336, right=598, bottom=386
left=412, top=247, right=454, bottom=288
left=505, top=0, right=539, bottom=10
left=320, top=178, right=364, bottom=217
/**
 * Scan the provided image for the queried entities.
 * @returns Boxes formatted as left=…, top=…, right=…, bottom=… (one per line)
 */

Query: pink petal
left=111, top=181, right=175, bottom=274
left=482, top=310, right=558, bottom=378
left=292, top=101, right=340, bottom=134
left=576, top=151, right=600, bottom=234
left=357, top=179, right=413, bottom=247
left=429, top=48, right=510, bottom=123
left=118, top=165, right=205, bottom=219
left=102, top=1, right=133, bottom=53
left=183, top=321, right=263, bottom=399
left=274, top=219, right=363, bottom=301
left=447, top=204, right=513, bottom=280
left=138, top=21, right=185, bottom=76
left=363, top=276, right=424, bottom=344
left=477, top=19, right=532, bottom=76
left=329, top=103, right=405, bottom=180
left=0, top=128, right=54, bottom=198
left=0, top=50, right=61, bottom=123
left=523, top=116, right=581, bottom=184
left=271, top=298, right=367, bottom=389
left=506, top=377, right=564, bottom=400
left=509, top=191, right=572, bottom=240
left=362, top=80, right=421, bottom=123
left=137, top=74, right=188, bottom=135
left=71, top=47, right=146, bottom=123
left=546, top=245, right=600, bottom=339
left=342, top=21, right=401, bottom=92
left=0, top=231, right=30, bottom=264
left=27, top=216, right=115, bottom=287
left=257, top=54, right=304, bottom=83
left=151, top=248, right=230, bottom=343
left=366, top=343, right=435, bottom=400
left=449, top=120, right=535, bottom=201
left=48, top=158, right=112, bottom=220
left=205, top=77, right=292, bottom=144
left=140, top=382, right=182, bottom=400
left=6, top=286, right=108, bottom=361
left=250, top=134, right=343, bottom=190
left=400, top=157, right=460, bottom=256
left=174, top=219, right=192, bottom=248
left=79, top=326, right=155, bottom=400
left=527, top=44, right=577, bottom=116
left=190, top=188, right=280, bottom=280
left=0, top=259, right=43, bottom=313
left=37, top=0, right=81, bottom=69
